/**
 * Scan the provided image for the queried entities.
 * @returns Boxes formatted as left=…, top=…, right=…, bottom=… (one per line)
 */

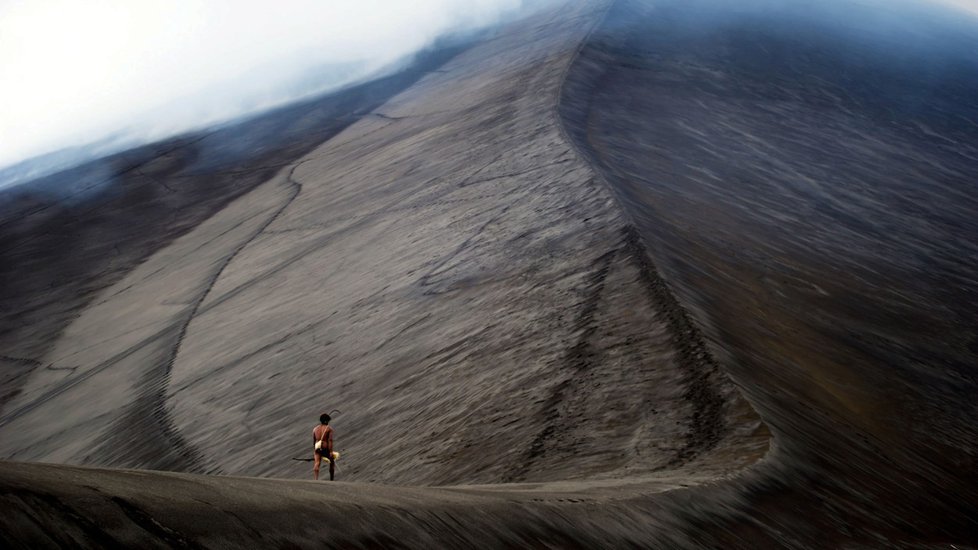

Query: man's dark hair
left=320, top=413, right=331, bottom=424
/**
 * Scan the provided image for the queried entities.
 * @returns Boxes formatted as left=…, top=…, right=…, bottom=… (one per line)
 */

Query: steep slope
left=560, top=0, right=978, bottom=545
left=0, top=0, right=765, bottom=485
left=0, top=1, right=777, bottom=547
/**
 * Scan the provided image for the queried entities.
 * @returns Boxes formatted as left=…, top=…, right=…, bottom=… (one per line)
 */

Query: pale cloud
left=0, top=0, right=524, bottom=169
left=934, top=0, right=978, bottom=15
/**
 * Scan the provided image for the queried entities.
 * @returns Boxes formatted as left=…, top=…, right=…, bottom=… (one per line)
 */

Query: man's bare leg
left=329, top=456, right=335, bottom=481
left=313, top=453, right=321, bottom=480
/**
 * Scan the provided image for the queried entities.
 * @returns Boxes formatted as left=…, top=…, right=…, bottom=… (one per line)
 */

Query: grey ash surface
left=1, top=1, right=764, bottom=546
left=3, top=0, right=976, bottom=547
left=563, top=0, right=978, bottom=545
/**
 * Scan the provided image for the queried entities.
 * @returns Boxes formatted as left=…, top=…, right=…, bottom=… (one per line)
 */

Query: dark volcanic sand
left=563, top=0, right=978, bottom=545
left=1, top=0, right=977, bottom=547
left=0, top=0, right=764, bottom=487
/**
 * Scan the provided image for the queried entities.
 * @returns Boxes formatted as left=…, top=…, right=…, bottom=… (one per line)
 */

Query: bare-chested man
left=313, top=412, right=335, bottom=481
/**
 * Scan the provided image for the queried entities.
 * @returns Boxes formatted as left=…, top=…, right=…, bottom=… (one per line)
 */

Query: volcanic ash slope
left=0, top=0, right=763, bottom=487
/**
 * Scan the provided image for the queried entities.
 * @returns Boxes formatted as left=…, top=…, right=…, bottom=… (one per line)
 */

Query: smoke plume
left=0, top=0, right=528, bottom=181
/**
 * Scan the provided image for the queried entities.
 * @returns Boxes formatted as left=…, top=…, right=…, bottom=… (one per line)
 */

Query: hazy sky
left=0, top=0, right=975, bottom=172
left=938, top=0, right=978, bottom=14
left=0, top=0, right=525, bottom=170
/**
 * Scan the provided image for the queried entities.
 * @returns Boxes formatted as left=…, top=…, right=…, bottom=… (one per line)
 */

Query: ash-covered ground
left=563, top=0, right=978, bottom=544
left=2, top=0, right=977, bottom=547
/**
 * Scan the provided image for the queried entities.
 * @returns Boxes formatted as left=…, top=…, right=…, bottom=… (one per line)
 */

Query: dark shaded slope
left=560, top=0, right=978, bottom=545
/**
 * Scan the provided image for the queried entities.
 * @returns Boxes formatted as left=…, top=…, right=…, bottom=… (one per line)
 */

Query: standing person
left=313, top=412, right=335, bottom=481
